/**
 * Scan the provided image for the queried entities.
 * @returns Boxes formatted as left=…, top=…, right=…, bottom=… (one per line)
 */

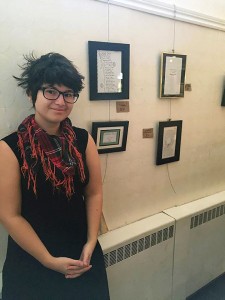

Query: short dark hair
left=13, top=52, right=84, bottom=106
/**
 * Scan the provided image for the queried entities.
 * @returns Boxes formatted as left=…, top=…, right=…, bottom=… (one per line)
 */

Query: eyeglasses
left=40, top=87, right=79, bottom=104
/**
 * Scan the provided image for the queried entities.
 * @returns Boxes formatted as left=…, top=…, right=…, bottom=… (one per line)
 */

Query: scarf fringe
left=17, top=115, right=85, bottom=198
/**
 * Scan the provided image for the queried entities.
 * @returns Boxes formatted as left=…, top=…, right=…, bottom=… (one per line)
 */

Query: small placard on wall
left=116, top=101, right=130, bottom=113
left=143, top=128, right=154, bottom=138
left=185, top=83, right=192, bottom=91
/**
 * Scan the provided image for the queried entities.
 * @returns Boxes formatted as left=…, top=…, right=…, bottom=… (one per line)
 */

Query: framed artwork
left=88, top=41, right=130, bottom=100
left=156, top=120, right=183, bottom=165
left=92, top=121, right=129, bottom=154
left=160, top=52, right=187, bottom=98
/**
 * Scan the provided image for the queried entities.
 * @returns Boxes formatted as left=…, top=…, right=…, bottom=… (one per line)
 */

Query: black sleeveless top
left=1, top=127, right=109, bottom=300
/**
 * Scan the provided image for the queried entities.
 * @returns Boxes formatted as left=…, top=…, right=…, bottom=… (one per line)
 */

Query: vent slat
left=163, top=228, right=168, bottom=241
left=138, top=238, right=144, bottom=253
left=151, top=233, right=157, bottom=246
left=144, top=235, right=151, bottom=249
left=131, top=241, right=138, bottom=256
left=124, top=243, right=131, bottom=259
left=169, top=226, right=174, bottom=238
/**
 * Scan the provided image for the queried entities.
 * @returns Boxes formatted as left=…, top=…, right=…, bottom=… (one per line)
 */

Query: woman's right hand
left=45, top=256, right=92, bottom=279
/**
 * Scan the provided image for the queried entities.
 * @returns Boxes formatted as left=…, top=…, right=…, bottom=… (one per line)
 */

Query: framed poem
left=156, top=120, right=183, bottom=165
left=88, top=41, right=130, bottom=100
left=160, top=52, right=187, bottom=98
left=92, top=121, right=129, bottom=154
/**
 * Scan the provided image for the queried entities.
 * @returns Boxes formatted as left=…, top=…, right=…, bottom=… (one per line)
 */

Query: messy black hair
left=13, top=52, right=84, bottom=106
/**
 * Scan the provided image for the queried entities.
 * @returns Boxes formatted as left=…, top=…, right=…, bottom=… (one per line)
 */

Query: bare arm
left=79, top=134, right=103, bottom=266
left=0, top=141, right=90, bottom=277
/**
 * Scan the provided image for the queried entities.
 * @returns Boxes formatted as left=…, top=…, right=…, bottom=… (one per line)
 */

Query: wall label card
left=116, top=101, right=130, bottom=113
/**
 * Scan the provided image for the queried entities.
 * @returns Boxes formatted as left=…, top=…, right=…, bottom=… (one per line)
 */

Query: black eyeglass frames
left=40, top=87, right=79, bottom=104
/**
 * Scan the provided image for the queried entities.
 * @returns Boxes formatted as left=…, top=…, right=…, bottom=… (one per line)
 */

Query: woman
left=0, top=53, right=110, bottom=299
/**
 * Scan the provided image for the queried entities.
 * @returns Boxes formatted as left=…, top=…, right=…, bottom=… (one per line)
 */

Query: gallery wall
left=0, top=0, right=225, bottom=232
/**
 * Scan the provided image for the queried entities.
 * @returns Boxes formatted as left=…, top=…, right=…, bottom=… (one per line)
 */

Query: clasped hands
left=46, top=242, right=96, bottom=279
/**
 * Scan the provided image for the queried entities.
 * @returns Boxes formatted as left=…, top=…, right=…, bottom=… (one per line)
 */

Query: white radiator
left=165, top=190, right=225, bottom=300
left=99, top=191, right=225, bottom=300
left=99, top=213, right=175, bottom=300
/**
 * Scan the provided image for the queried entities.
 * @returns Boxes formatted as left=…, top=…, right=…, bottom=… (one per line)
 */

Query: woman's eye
left=65, top=93, right=74, bottom=98
left=47, top=89, right=57, bottom=95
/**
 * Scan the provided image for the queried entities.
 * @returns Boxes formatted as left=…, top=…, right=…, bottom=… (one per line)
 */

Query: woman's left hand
left=79, top=240, right=97, bottom=266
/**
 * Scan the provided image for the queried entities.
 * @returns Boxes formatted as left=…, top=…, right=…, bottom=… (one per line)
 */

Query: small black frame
left=92, top=121, right=129, bottom=154
left=156, top=120, right=183, bottom=165
left=88, top=41, right=130, bottom=100
left=160, top=52, right=187, bottom=98
left=221, top=88, right=225, bottom=106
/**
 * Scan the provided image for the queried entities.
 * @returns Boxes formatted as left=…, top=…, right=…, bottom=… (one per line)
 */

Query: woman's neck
left=34, top=115, right=61, bottom=136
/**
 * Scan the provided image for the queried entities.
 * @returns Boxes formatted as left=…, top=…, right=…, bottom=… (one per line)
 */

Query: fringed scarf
left=17, top=115, right=86, bottom=198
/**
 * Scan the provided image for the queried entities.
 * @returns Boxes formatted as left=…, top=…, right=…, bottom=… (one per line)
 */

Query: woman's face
left=34, top=84, right=74, bottom=131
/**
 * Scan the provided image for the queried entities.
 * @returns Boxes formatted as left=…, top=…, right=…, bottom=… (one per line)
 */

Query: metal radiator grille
left=190, top=204, right=225, bottom=229
left=104, top=225, right=174, bottom=268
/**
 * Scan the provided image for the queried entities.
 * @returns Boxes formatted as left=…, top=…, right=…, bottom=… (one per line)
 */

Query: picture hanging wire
left=107, top=0, right=110, bottom=43
left=164, top=117, right=177, bottom=194
left=168, top=3, right=178, bottom=196
left=164, top=5, right=178, bottom=195
left=107, top=0, right=111, bottom=124
left=172, top=4, right=177, bottom=53
left=169, top=98, right=172, bottom=119
left=102, top=0, right=111, bottom=185
left=168, top=5, right=177, bottom=120
left=167, top=164, right=177, bottom=194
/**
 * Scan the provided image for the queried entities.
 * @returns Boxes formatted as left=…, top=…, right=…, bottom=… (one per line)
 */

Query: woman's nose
left=55, top=94, right=65, bottom=105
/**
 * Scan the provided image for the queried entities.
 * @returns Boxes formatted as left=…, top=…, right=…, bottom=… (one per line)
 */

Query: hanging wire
left=102, top=153, right=109, bottom=184
left=167, top=164, right=176, bottom=194
left=166, top=4, right=177, bottom=195
left=107, top=0, right=110, bottom=42
left=107, top=0, right=111, bottom=122
left=169, top=97, right=172, bottom=119
left=172, top=4, right=176, bottom=53
left=102, top=0, right=110, bottom=185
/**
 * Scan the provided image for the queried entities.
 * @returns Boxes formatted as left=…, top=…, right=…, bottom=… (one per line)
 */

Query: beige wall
left=0, top=0, right=225, bottom=233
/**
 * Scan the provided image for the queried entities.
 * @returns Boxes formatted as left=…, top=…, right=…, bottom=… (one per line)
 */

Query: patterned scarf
left=17, top=115, right=85, bottom=198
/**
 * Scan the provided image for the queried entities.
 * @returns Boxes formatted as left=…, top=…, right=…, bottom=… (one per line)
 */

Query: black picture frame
left=221, top=88, right=225, bottom=106
left=88, top=41, right=130, bottom=100
left=92, top=121, right=129, bottom=154
left=160, top=53, right=187, bottom=98
left=156, top=120, right=183, bottom=165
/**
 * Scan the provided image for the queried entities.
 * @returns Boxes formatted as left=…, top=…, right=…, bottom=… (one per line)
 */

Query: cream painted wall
left=0, top=0, right=225, bottom=234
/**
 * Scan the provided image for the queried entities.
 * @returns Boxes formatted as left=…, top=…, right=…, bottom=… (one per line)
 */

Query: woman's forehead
left=42, top=83, right=73, bottom=91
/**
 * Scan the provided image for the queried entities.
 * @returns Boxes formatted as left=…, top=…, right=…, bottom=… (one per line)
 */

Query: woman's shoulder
left=72, top=126, right=88, bottom=136
left=1, top=132, right=18, bottom=150
left=1, top=132, right=20, bottom=160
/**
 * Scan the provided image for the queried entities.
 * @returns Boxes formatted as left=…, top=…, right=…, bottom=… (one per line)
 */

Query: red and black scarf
left=17, top=115, right=85, bottom=198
